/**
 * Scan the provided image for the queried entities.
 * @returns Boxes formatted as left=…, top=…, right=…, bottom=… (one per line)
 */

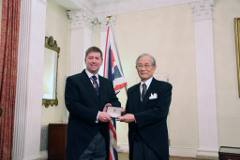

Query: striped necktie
left=91, top=75, right=99, bottom=95
left=142, top=83, right=147, bottom=100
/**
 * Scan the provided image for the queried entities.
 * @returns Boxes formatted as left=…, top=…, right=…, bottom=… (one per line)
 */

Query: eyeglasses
left=136, top=64, right=152, bottom=70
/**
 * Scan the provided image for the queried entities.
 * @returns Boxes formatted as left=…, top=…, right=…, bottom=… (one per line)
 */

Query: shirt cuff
left=95, top=111, right=99, bottom=123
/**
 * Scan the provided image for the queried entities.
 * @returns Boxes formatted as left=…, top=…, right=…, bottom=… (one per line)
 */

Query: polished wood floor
left=118, top=152, right=210, bottom=160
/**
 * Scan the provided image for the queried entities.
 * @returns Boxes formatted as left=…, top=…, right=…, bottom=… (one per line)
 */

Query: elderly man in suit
left=118, top=53, right=172, bottom=160
left=65, top=46, right=121, bottom=160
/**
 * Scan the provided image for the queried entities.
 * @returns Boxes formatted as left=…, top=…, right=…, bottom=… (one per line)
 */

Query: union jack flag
left=103, top=25, right=127, bottom=160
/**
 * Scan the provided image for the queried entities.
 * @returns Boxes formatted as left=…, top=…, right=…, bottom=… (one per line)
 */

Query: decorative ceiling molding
left=190, top=0, right=214, bottom=21
left=89, top=0, right=125, bottom=5
left=56, top=0, right=191, bottom=16
left=56, top=0, right=216, bottom=28
left=67, top=9, right=95, bottom=30
left=83, top=0, right=191, bottom=15
left=71, top=0, right=95, bottom=12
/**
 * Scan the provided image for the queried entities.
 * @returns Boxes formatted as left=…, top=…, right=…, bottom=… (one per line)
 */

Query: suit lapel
left=132, top=83, right=141, bottom=113
left=99, top=76, right=106, bottom=110
left=80, top=70, right=99, bottom=104
left=140, top=78, right=157, bottom=111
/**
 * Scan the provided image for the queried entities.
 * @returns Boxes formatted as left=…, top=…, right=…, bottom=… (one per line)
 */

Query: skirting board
left=117, top=144, right=219, bottom=159
left=13, top=154, right=41, bottom=160
left=39, top=145, right=218, bottom=159
left=118, top=144, right=198, bottom=158
left=169, top=146, right=197, bottom=157
left=117, top=143, right=129, bottom=153
left=39, top=150, right=48, bottom=160
left=197, top=149, right=219, bottom=159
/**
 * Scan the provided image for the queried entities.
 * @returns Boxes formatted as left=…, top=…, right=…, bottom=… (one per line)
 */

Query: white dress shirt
left=85, top=69, right=100, bottom=122
left=85, top=69, right=100, bottom=87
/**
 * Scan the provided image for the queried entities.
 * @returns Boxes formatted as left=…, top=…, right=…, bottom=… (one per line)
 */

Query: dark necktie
left=142, top=83, right=147, bottom=100
left=91, top=75, right=99, bottom=95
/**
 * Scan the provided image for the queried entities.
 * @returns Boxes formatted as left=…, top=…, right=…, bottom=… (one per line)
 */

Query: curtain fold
left=0, top=0, right=21, bottom=159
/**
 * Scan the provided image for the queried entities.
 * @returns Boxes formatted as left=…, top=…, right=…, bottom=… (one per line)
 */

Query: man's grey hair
left=136, top=53, right=156, bottom=66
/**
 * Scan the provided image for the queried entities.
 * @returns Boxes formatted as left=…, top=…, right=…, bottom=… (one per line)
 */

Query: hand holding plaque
left=107, top=106, right=122, bottom=118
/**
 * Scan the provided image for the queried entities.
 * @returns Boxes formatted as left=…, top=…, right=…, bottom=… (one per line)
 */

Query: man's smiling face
left=85, top=51, right=103, bottom=75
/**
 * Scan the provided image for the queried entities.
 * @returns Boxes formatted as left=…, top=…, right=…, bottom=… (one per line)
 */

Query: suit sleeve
left=134, top=83, right=172, bottom=129
left=125, top=89, right=131, bottom=114
left=65, top=77, right=98, bottom=125
left=108, top=81, right=121, bottom=107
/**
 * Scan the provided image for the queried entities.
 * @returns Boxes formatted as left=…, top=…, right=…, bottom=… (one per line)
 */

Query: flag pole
left=106, top=15, right=128, bottom=94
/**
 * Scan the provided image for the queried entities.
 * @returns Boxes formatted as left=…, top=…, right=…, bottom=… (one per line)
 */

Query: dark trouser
left=132, top=138, right=162, bottom=160
left=78, top=131, right=106, bottom=160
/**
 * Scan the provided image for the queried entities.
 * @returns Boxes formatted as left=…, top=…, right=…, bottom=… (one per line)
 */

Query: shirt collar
left=85, top=69, right=99, bottom=80
left=141, top=77, right=153, bottom=89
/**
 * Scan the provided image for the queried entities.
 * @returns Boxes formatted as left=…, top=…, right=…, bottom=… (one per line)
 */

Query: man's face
left=85, top=51, right=103, bottom=75
left=136, top=55, right=156, bottom=82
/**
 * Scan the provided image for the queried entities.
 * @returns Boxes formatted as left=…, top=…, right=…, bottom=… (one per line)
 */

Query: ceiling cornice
left=74, top=0, right=191, bottom=15
left=54, top=0, right=192, bottom=15
left=89, top=0, right=125, bottom=5
left=71, top=0, right=95, bottom=12
left=53, top=0, right=215, bottom=20
left=96, top=0, right=191, bottom=16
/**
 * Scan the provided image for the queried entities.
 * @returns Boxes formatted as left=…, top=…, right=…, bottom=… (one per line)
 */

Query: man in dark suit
left=117, top=53, right=172, bottom=160
left=65, top=46, right=121, bottom=160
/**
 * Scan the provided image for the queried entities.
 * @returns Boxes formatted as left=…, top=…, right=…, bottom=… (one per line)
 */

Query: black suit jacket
left=65, top=69, right=121, bottom=160
left=126, top=78, right=172, bottom=160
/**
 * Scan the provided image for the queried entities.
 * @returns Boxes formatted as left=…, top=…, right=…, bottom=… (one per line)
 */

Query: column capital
left=36, top=0, right=47, bottom=5
left=98, top=15, right=116, bottom=32
left=67, top=9, right=94, bottom=30
left=190, top=0, right=214, bottom=21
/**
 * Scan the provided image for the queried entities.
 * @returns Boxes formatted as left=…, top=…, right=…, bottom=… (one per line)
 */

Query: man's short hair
left=85, top=46, right=103, bottom=59
left=136, top=53, right=156, bottom=66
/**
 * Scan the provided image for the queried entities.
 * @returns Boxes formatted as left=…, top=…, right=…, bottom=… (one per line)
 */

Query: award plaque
left=107, top=106, right=122, bottom=118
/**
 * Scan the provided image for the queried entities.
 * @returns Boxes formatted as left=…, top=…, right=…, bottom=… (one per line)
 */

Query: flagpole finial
left=106, top=15, right=113, bottom=26
left=106, top=15, right=112, bottom=19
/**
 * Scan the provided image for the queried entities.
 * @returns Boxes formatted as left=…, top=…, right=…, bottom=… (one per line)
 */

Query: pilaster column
left=67, top=9, right=93, bottom=76
left=92, top=18, right=100, bottom=47
left=190, top=0, right=218, bottom=158
left=13, top=0, right=47, bottom=159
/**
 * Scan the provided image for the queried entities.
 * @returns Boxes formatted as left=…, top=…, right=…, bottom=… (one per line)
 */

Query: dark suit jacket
left=65, top=69, right=121, bottom=160
left=126, top=78, right=172, bottom=160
